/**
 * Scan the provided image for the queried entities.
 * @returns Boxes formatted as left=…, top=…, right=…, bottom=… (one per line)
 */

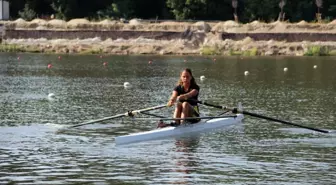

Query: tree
left=166, top=0, right=208, bottom=20
left=50, top=0, right=79, bottom=20
left=329, top=5, right=336, bottom=18
left=232, top=0, right=238, bottom=22
left=278, top=0, right=286, bottom=21
left=97, top=1, right=134, bottom=20
left=18, top=3, right=36, bottom=21
left=240, top=0, right=279, bottom=22
left=5, top=0, right=336, bottom=22
left=315, top=0, right=323, bottom=22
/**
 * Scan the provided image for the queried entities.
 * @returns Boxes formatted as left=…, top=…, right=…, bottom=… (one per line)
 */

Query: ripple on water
left=1, top=54, right=336, bottom=185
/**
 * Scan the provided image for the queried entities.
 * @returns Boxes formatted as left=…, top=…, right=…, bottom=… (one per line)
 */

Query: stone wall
left=221, top=32, right=336, bottom=42
left=4, top=30, right=182, bottom=40
left=4, top=29, right=336, bottom=42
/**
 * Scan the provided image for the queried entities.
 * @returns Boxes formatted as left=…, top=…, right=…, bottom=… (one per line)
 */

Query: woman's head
left=178, top=68, right=197, bottom=86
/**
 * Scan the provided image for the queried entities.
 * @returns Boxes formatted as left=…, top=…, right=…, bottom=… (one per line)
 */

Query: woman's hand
left=167, top=98, right=175, bottom=107
left=176, top=95, right=187, bottom=102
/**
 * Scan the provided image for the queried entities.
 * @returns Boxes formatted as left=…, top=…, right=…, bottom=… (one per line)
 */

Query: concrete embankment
left=2, top=19, right=336, bottom=56
left=4, top=29, right=336, bottom=42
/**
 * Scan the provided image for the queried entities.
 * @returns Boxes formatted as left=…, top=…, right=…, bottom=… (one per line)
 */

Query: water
left=0, top=53, right=335, bottom=185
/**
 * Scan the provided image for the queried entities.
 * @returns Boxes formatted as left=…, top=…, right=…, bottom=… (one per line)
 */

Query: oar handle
left=183, top=99, right=227, bottom=110
left=130, top=104, right=168, bottom=115
left=201, top=101, right=227, bottom=109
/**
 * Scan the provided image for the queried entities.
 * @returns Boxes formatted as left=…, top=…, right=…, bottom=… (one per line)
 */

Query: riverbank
left=2, top=18, right=336, bottom=56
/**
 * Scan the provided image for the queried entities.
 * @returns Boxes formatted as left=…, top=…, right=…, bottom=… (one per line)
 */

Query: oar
left=60, top=104, right=168, bottom=130
left=193, top=100, right=330, bottom=134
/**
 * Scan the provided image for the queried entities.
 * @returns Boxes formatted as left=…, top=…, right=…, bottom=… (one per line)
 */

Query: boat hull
left=115, top=114, right=244, bottom=145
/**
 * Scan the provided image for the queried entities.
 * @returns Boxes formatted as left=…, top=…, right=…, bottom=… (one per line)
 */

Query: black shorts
left=189, top=105, right=200, bottom=123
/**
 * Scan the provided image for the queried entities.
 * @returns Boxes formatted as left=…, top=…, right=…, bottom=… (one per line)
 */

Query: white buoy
left=313, top=65, right=317, bottom=69
left=123, top=82, right=131, bottom=88
left=244, top=71, right=249, bottom=76
left=47, top=93, right=55, bottom=101
left=48, top=93, right=55, bottom=98
left=200, top=75, right=205, bottom=81
left=284, top=67, right=288, bottom=72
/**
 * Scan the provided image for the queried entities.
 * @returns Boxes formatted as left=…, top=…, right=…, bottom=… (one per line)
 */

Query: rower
left=158, top=68, right=200, bottom=128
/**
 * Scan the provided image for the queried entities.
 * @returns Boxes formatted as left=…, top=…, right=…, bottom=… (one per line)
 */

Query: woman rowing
left=158, top=68, right=200, bottom=127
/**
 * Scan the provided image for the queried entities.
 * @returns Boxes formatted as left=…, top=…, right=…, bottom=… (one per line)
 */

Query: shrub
left=200, top=46, right=218, bottom=55
left=18, top=4, right=36, bottom=21
left=0, top=44, right=23, bottom=52
left=229, top=47, right=258, bottom=56
left=304, top=46, right=329, bottom=56
left=229, top=49, right=242, bottom=56
left=243, top=47, right=258, bottom=56
left=329, top=50, right=336, bottom=56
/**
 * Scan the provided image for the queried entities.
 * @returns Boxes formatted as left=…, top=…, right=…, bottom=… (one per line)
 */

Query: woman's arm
left=178, top=89, right=198, bottom=101
left=167, top=90, right=178, bottom=106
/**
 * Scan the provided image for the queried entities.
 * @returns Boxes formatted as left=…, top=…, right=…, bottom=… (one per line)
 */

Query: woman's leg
left=180, top=102, right=195, bottom=123
left=174, top=102, right=183, bottom=124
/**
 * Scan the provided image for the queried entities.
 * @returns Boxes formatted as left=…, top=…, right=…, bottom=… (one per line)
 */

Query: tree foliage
left=97, top=0, right=135, bottom=19
left=18, top=3, right=36, bottom=21
left=5, top=0, right=336, bottom=22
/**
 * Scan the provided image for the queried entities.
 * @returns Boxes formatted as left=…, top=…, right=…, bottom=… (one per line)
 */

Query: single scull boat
left=115, top=114, right=244, bottom=145
left=58, top=100, right=331, bottom=144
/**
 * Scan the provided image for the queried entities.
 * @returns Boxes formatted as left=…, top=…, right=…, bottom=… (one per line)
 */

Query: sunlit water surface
left=0, top=53, right=335, bottom=185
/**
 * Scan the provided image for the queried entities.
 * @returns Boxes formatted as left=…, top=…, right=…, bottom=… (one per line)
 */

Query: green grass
left=329, top=50, right=336, bottom=56
left=80, top=48, right=104, bottom=54
left=304, top=46, right=330, bottom=56
left=120, top=45, right=130, bottom=50
left=243, top=47, right=258, bottom=56
left=89, top=48, right=103, bottom=54
left=228, top=49, right=242, bottom=56
left=0, top=44, right=24, bottom=52
left=0, top=43, right=106, bottom=54
left=200, top=46, right=219, bottom=55
left=0, top=44, right=49, bottom=53
left=229, top=47, right=259, bottom=56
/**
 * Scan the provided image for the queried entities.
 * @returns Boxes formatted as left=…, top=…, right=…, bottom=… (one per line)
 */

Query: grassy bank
left=2, top=39, right=336, bottom=56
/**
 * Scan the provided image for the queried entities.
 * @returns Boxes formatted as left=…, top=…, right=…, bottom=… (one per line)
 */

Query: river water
left=0, top=53, right=335, bottom=185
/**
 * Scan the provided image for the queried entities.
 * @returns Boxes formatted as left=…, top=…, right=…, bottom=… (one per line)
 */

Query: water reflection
left=171, top=137, right=200, bottom=184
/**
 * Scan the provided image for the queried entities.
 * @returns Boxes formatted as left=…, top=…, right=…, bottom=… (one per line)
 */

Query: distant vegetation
left=200, top=46, right=219, bottom=55
left=304, top=46, right=330, bottom=56
left=7, top=0, right=336, bottom=22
